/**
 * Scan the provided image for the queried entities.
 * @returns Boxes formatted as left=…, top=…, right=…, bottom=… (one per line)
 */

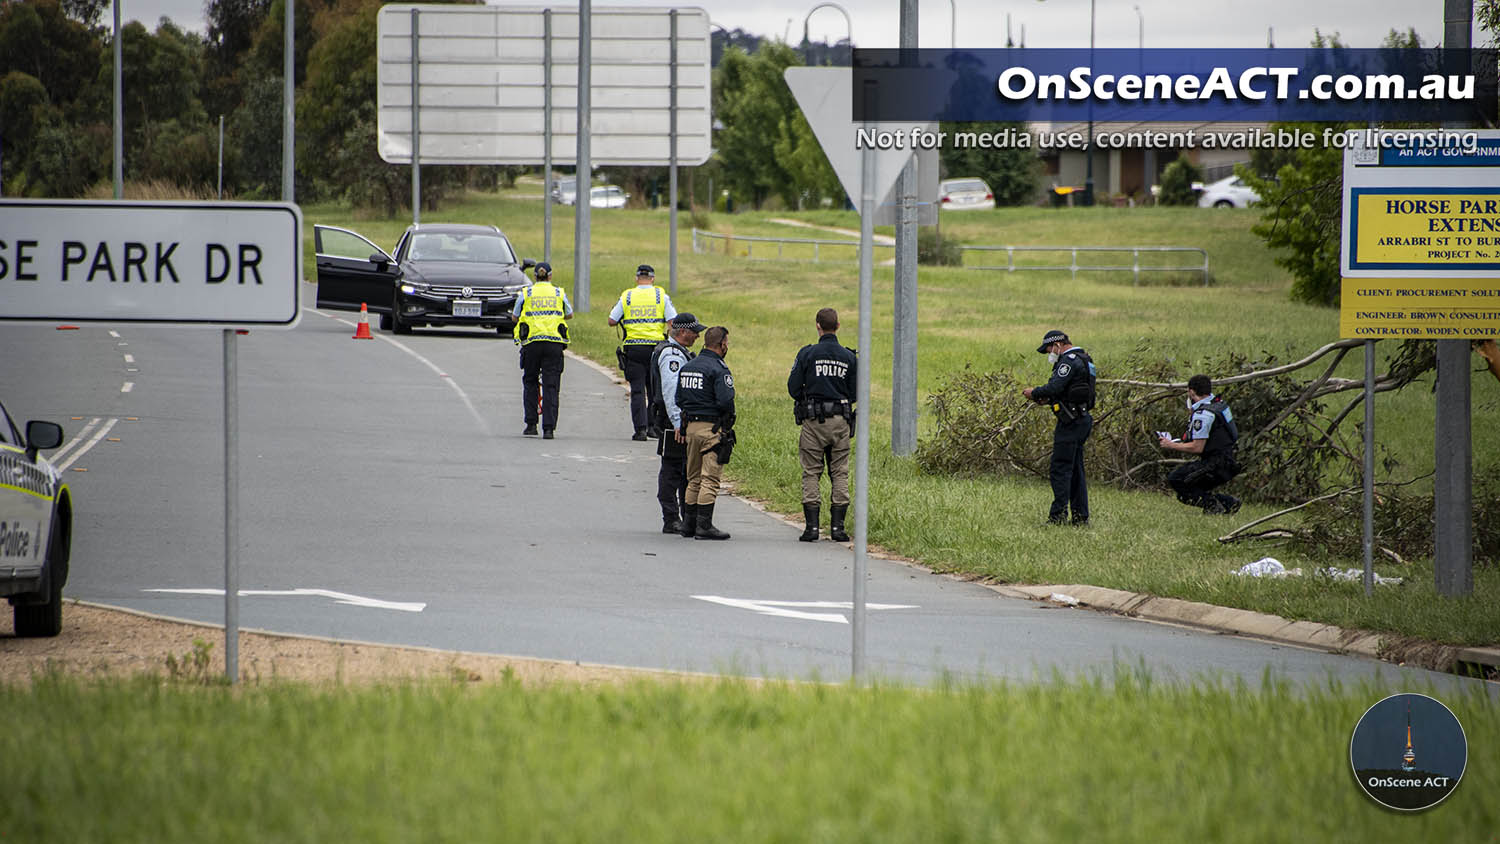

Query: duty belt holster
left=706, top=424, right=736, bottom=465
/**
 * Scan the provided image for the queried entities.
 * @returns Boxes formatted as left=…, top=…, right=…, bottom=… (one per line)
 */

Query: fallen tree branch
left=1217, top=472, right=1434, bottom=543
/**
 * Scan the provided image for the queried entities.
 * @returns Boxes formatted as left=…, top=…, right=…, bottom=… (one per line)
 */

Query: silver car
left=0, top=399, right=71, bottom=636
left=939, top=177, right=994, bottom=210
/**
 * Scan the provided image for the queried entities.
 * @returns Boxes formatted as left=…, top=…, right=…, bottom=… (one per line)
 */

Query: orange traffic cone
left=353, top=303, right=374, bottom=339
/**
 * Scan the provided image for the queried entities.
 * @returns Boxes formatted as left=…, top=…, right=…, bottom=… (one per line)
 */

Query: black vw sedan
left=314, top=223, right=535, bottom=335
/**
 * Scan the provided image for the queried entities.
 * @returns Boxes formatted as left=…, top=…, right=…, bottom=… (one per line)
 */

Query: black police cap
left=636, top=264, right=655, bottom=276
left=1037, top=329, right=1069, bottom=353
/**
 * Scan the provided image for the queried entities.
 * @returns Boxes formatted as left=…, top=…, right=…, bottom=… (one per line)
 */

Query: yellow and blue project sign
left=1341, top=132, right=1500, bottom=340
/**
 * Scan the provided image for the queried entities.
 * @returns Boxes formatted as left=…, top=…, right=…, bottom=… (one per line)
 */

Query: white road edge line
left=692, top=595, right=919, bottom=625
left=304, top=307, right=489, bottom=435
left=120, top=382, right=133, bottom=393
left=49, top=417, right=100, bottom=465
left=55, top=417, right=118, bottom=472
left=145, top=587, right=426, bottom=613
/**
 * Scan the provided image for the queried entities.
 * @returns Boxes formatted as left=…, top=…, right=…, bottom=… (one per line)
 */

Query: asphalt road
left=0, top=299, right=1485, bottom=691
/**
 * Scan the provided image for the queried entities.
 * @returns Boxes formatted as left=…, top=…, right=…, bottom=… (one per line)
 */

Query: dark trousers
left=1168, top=458, right=1235, bottom=510
left=520, top=341, right=565, bottom=430
left=1049, top=414, right=1092, bottom=523
left=657, top=432, right=687, bottom=519
left=622, top=345, right=655, bottom=431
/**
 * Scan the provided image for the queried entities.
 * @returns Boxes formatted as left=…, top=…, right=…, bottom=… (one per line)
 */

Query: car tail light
left=985, top=193, right=993, bottom=200
left=941, top=196, right=951, bottom=203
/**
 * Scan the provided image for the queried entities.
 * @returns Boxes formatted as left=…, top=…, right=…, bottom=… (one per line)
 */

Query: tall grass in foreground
left=2, top=673, right=1492, bottom=843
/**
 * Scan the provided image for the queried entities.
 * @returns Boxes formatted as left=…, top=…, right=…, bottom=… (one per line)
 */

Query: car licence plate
left=452, top=300, right=481, bottom=317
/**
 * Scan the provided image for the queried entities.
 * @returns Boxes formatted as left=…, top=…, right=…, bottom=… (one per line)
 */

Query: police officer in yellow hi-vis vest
left=608, top=264, right=677, bottom=440
left=511, top=262, right=574, bottom=439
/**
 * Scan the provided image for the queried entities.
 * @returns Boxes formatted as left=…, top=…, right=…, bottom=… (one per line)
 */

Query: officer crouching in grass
left=1158, top=374, right=1242, bottom=514
left=648, top=313, right=705, bottom=534
left=787, top=307, right=857, bottom=542
left=1022, top=329, right=1097, bottom=525
left=675, top=326, right=734, bottom=540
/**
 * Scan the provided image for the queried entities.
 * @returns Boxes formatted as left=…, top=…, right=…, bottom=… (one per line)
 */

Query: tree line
left=0, top=0, right=1043, bottom=213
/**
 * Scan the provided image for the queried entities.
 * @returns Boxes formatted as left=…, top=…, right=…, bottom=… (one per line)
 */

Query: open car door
left=314, top=225, right=399, bottom=314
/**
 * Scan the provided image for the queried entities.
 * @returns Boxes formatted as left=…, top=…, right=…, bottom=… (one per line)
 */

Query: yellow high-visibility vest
left=618, top=285, right=667, bottom=346
left=518, top=282, right=568, bottom=345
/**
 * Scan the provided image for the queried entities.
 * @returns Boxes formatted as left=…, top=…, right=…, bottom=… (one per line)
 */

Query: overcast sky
left=121, top=0, right=1464, bottom=50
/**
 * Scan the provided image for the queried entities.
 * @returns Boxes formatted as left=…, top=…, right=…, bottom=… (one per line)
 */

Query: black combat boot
left=695, top=503, right=731, bottom=540
left=662, top=510, right=683, bottom=534
left=829, top=504, right=849, bottom=542
left=679, top=504, right=697, bottom=538
left=799, top=503, right=820, bottom=542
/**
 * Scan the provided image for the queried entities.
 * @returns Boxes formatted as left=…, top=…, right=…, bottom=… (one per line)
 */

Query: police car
left=0, top=400, right=71, bottom=637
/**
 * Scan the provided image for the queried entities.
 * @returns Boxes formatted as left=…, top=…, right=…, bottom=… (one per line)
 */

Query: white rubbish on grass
left=1233, top=557, right=1292, bottom=578
left=1318, top=567, right=1404, bottom=586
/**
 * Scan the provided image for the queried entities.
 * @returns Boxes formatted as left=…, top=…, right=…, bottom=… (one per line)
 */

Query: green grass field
left=300, top=192, right=1498, bottom=646
left=4, top=672, right=1494, bottom=843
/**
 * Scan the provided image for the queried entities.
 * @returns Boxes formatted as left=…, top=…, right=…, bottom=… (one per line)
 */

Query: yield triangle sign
left=785, top=67, right=928, bottom=215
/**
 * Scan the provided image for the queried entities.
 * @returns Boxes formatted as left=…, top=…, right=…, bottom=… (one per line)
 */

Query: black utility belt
left=684, top=415, right=721, bottom=423
left=804, top=399, right=850, bottom=413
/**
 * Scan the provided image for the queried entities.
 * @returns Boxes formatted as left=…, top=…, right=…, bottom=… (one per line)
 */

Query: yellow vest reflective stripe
left=519, top=282, right=568, bottom=345
left=619, top=286, right=667, bottom=345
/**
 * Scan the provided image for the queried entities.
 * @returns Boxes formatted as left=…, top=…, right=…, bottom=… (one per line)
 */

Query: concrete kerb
left=569, top=350, right=1499, bottom=680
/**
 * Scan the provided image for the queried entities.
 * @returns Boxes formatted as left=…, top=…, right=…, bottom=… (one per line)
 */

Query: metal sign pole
left=668, top=9, right=679, bottom=296
left=852, top=79, right=876, bottom=683
left=112, top=0, right=121, bottom=198
left=891, top=0, right=918, bottom=457
left=574, top=0, right=592, bottom=311
left=543, top=9, right=553, bottom=263
left=282, top=0, right=294, bottom=203
left=223, top=330, right=239, bottom=683
left=1362, top=340, right=1375, bottom=596
left=410, top=8, right=421, bottom=226
left=217, top=115, right=224, bottom=200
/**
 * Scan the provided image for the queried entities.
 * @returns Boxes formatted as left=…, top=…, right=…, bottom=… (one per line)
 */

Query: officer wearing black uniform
left=675, top=325, right=734, bottom=540
left=1023, top=329, right=1097, bottom=525
left=1159, top=374, right=1242, bottom=514
left=787, top=307, right=857, bottom=542
left=648, top=313, right=705, bottom=534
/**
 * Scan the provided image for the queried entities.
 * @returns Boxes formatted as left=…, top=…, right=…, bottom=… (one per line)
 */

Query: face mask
left=1047, top=352, right=1059, bottom=365
left=1186, top=398, right=1195, bottom=409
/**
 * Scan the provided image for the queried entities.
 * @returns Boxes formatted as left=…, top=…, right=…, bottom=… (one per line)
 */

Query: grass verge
left=3, top=672, right=1494, bottom=842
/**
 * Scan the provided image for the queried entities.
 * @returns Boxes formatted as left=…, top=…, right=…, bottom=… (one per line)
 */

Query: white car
left=552, top=178, right=577, bottom=206
left=0, top=399, right=71, bottom=636
left=590, top=185, right=628, bottom=208
left=939, top=178, right=994, bottom=210
left=1197, top=175, right=1259, bottom=208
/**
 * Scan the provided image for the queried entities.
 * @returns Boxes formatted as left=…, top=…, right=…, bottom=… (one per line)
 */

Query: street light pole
left=802, top=3, right=853, bottom=66
left=948, top=0, right=956, bottom=48
left=1133, top=4, right=1143, bottom=49
left=1084, top=0, right=1095, bottom=206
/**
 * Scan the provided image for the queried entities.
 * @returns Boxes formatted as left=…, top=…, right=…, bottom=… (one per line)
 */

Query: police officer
left=511, top=262, right=574, bottom=439
left=1159, top=374, right=1242, bottom=514
left=608, top=264, right=677, bottom=441
left=649, top=312, right=706, bottom=534
left=787, top=307, right=857, bottom=542
left=1022, top=329, right=1097, bottom=525
left=675, top=325, right=734, bottom=540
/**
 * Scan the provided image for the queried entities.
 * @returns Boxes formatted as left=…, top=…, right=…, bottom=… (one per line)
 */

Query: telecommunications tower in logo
left=1350, top=693, right=1466, bottom=812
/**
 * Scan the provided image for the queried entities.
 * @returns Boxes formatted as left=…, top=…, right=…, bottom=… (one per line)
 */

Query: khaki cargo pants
left=684, top=420, right=725, bottom=506
left=799, top=416, right=850, bottom=506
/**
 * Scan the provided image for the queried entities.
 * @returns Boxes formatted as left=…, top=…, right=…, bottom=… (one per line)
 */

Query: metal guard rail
left=691, top=230, right=1208, bottom=285
left=958, top=245, right=1210, bottom=286
left=691, top=228, right=891, bottom=262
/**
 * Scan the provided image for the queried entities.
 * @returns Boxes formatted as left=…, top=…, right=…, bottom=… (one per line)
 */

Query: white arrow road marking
left=692, top=595, right=918, bottom=625
left=145, top=588, right=426, bottom=612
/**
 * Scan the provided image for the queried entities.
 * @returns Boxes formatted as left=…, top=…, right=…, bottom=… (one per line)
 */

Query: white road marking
left=48, top=417, right=100, bottom=464
left=108, top=330, right=120, bottom=338
left=305, top=307, right=489, bottom=436
left=123, top=354, right=134, bottom=363
left=54, top=418, right=119, bottom=472
left=120, top=382, right=133, bottom=393
left=692, top=595, right=919, bottom=625
left=145, top=587, right=426, bottom=613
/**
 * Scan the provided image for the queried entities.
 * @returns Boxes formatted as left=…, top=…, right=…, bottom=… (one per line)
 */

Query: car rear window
left=945, top=180, right=988, bottom=192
